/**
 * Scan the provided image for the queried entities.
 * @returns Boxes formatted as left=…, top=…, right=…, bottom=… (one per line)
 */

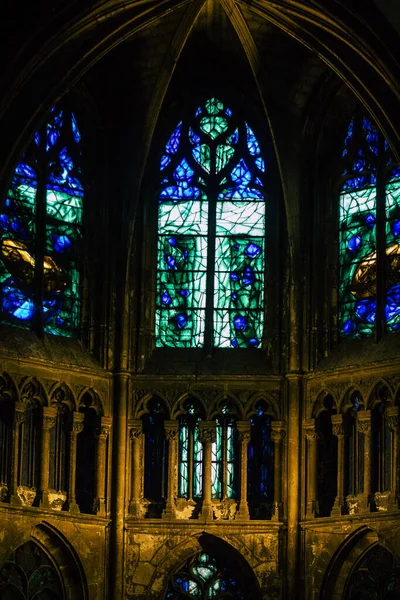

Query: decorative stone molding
left=346, top=496, right=361, bottom=515
left=331, top=414, right=345, bottom=437
left=386, top=406, right=399, bottom=431
left=357, top=420, right=371, bottom=434
left=16, top=485, right=36, bottom=507
left=164, top=420, right=179, bottom=442
left=374, top=490, right=391, bottom=511
left=48, top=489, right=67, bottom=510
left=212, top=498, right=237, bottom=520
left=130, top=420, right=143, bottom=440
left=303, top=419, right=318, bottom=441
left=198, top=421, right=217, bottom=444
left=175, top=498, right=196, bottom=520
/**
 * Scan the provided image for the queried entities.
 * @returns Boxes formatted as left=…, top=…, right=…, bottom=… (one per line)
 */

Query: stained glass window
left=178, top=400, right=204, bottom=500
left=247, top=402, right=273, bottom=519
left=211, top=412, right=237, bottom=499
left=0, top=107, right=83, bottom=337
left=0, top=541, right=63, bottom=599
left=156, top=98, right=265, bottom=348
left=339, top=114, right=400, bottom=338
left=166, top=551, right=245, bottom=599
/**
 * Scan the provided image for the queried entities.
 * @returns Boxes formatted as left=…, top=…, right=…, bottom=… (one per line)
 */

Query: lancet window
left=178, top=399, right=204, bottom=500
left=156, top=97, right=266, bottom=349
left=142, top=398, right=169, bottom=507
left=339, top=113, right=400, bottom=338
left=247, top=401, right=273, bottom=518
left=0, top=106, right=83, bottom=337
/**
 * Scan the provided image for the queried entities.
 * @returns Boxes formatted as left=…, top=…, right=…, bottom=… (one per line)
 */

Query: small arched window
left=247, top=401, right=273, bottom=519
left=0, top=540, right=64, bottom=599
left=166, top=551, right=246, bottom=599
left=142, top=397, right=168, bottom=514
left=48, top=388, right=72, bottom=508
left=178, top=399, right=204, bottom=500
left=339, top=114, right=400, bottom=338
left=156, top=97, right=266, bottom=349
left=19, top=383, right=41, bottom=494
left=371, top=387, right=392, bottom=499
left=76, top=392, right=99, bottom=514
left=0, top=107, right=83, bottom=337
left=344, top=392, right=364, bottom=499
left=212, top=405, right=238, bottom=500
left=316, top=395, right=337, bottom=517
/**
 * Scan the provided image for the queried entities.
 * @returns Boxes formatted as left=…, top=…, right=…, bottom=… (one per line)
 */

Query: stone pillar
left=129, top=420, right=144, bottom=518
left=39, top=407, right=57, bottom=508
left=198, top=421, right=216, bottom=520
left=358, top=410, right=372, bottom=512
left=331, top=414, right=346, bottom=516
left=304, top=419, right=318, bottom=518
left=386, top=407, right=399, bottom=510
left=271, top=421, right=286, bottom=521
left=162, top=420, right=179, bottom=519
left=9, top=403, right=27, bottom=505
left=286, top=374, right=301, bottom=600
left=235, top=420, right=251, bottom=520
left=94, top=416, right=111, bottom=516
left=67, top=412, right=84, bottom=513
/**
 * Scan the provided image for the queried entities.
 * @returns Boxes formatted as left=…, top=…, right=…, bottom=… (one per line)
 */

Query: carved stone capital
left=331, top=414, right=345, bottom=437
left=42, top=407, right=57, bottom=430
left=357, top=420, right=371, bottom=434
left=71, top=412, right=84, bottom=435
left=271, top=429, right=286, bottom=444
left=271, top=421, right=286, bottom=444
left=164, top=420, right=179, bottom=442
left=386, top=407, right=399, bottom=431
left=14, top=403, right=28, bottom=425
left=357, top=410, right=371, bottom=435
left=198, top=421, right=217, bottom=444
left=303, top=419, right=318, bottom=441
left=129, top=419, right=143, bottom=440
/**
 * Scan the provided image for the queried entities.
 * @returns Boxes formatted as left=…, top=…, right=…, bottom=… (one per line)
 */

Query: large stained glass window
left=339, top=114, right=400, bottom=338
left=0, top=107, right=83, bottom=337
left=156, top=97, right=265, bottom=348
left=166, top=551, right=245, bottom=599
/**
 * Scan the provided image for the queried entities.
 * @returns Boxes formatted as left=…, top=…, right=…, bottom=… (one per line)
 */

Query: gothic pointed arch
left=156, top=96, right=266, bottom=350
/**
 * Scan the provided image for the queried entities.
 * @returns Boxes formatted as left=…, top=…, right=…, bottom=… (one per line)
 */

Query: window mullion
left=375, top=133, right=386, bottom=341
left=34, top=125, right=48, bottom=337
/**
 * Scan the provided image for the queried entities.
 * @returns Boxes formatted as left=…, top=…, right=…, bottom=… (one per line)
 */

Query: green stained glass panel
left=179, top=425, right=189, bottom=497
left=192, top=144, right=210, bottom=173
left=216, top=145, right=234, bottom=173
left=194, top=425, right=202, bottom=498
left=339, top=186, right=376, bottom=338
left=158, top=202, right=208, bottom=236
left=216, top=202, right=264, bottom=236
left=211, top=423, right=222, bottom=498
left=385, top=177, right=400, bottom=331
left=200, top=115, right=228, bottom=140
left=46, top=190, right=82, bottom=224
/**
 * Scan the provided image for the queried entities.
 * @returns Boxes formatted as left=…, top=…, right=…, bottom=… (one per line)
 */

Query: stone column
left=67, top=412, right=84, bottom=513
left=39, top=407, right=57, bottom=508
left=94, top=417, right=111, bottom=516
left=304, top=419, right=318, bottom=518
left=331, top=414, right=346, bottom=516
left=163, top=420, right=179, bottom=519
left=235, top=421, right=251, bottom=520
left=358, top=410, right=372, bottom=512
left=198, top=421, right=216, bottom=520
left=129, top=420, right=144, bottom=518
left=271, top=421, right=286, bottom=522
left=386, top=407, right=399, bottom=510
left=9, top=403, right=27, bottom=505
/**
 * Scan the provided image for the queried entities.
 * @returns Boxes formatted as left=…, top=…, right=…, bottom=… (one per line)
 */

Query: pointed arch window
left=212, top=407, right=238, bottom=500
left=339, top=114, right=400, bottom=338
left=247, top=401, right=273, bottom=518
left=166, top=551, right=245, bottom=599
left=0, top=107, right=83, bottom=337
left=156, top=97, right=265, bottom=349
left=178, top=399, right=204, bottom=500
